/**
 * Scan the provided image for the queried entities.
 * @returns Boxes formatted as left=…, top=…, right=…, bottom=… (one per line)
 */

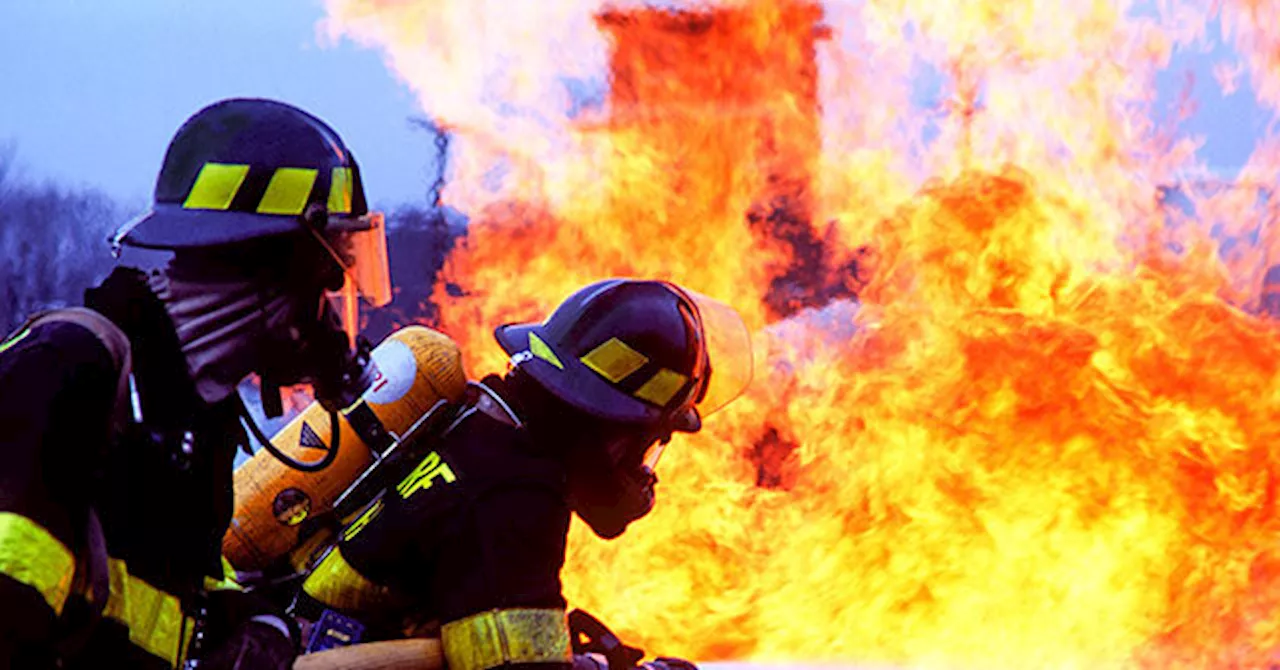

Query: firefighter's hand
left=199, top=617, right=296, bottom=670
left=199, top=589, right=299, bottom=669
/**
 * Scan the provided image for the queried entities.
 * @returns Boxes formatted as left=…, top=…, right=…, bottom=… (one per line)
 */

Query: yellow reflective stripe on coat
left=103, top=559, right=191, bottom=667
left=0, top=512, right=75, bottom=614
left=441, top=608, right=571, bottom=670
left=302, top=546, right=405, bottom=613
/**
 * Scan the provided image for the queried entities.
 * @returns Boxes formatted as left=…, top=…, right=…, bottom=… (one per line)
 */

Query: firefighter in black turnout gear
left=0, top=98, right=392, bottom=669
left=295, top=279, right=753, bottom=670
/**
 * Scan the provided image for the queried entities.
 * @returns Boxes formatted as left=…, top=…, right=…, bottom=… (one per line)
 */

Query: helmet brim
left=116, top=204, right=373, bottom=250
left=495, top=322, right=664, bottom=426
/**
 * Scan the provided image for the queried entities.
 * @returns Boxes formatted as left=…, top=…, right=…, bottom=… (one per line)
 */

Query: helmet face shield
left=642, top=442, right=666, bottom=471
left=680, top=288, right=753, bottom=419
left=309, top=211, right=391, bottom=345
left=319, top=211, right=393, bottom=309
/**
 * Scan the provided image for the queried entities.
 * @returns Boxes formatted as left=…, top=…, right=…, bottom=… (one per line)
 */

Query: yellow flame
left=323, top=0, right=1280, bottom=666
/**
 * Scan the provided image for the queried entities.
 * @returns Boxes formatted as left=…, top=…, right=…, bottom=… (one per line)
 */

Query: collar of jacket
left=84, top=266, right=204, bottom=434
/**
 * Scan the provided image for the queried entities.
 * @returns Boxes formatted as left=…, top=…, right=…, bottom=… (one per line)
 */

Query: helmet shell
left=495, top=280, right=708, bottom=428
left=117, top=98, right=369, bottom=250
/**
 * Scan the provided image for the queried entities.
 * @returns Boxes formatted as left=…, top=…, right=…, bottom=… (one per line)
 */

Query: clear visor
left=310, top=212, right=393, bottom=344
left=643, top=442, right=667, bottom=471
left=311, top=211, right=393, bottom=308
left=638, top=289, right=753, bottom=473
left=682, top=289, right=754, bottom=418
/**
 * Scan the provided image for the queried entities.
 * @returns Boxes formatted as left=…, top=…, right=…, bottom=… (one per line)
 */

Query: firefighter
left=0, top=98, right=392, bottom=669
left=295, top=278, right=753, bottom=670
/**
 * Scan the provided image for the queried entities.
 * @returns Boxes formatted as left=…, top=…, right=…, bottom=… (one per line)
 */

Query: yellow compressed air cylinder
left=223, top=326, right=467, bottom=572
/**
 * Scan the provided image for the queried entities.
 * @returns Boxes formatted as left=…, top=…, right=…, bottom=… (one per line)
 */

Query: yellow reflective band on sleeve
left=302, top=547, right=404, bottom=613
left=183, top=163, right=250, bottom=210
left=634, top=368, right=689, bottom=407
left=441, top=608, right=571, bottom=670
left=581, top=337, right=647, bottom=383
left=256, top=167, right=318, bottom=215
left=103, top=559, right=190, bottom=667
left=529, top=332, right=564, bottom=370
left=396, top=451, right=458, bottom=500
left=328, top=167, right=354, bottom=214
left=0, top=512, right=75, bottom=615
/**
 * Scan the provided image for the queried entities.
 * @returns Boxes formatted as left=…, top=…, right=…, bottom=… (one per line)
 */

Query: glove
left=196, top=589, right=299, bottom=670
left=641, top=658, right=699, bottom=670
left=198, top=618, right=296, bottom=670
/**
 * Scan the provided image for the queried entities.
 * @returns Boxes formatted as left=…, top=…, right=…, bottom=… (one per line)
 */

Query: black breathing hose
left=240, top=399, right=341, bottom=472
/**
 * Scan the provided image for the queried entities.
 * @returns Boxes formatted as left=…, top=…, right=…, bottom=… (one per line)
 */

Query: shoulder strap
left=22, top=307, right=133, bottom=433
left=470, top=380, right=523, bottom=429
left=15, top=308, right=130, bottom=656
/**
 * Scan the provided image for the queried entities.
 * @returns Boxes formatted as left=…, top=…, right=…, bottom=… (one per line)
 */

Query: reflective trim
left=441, top=608, right=571, bottom=670
left=341, top=499, right=384, bottom=542
left=634, top=368, right=689, bottom=407
left=203, top=556, right=242, bottom=592
left=328, top=167, right=354, bottom=214
left=0, top=512, right=75, bottom=614
left=580, top=337, right=647, bottom=383
left=103, top=559, right=189, bottom=666
left=257, top=167, right=318, bottom=215
left=0, top=327, right=31, bottom=356
left=302, top=546, right=403, bottom=613
left=395, top=451, right=458, bottom=500
left=529, top=332, right=564, bottom=370
left=183, top=163, right=250, bottom=210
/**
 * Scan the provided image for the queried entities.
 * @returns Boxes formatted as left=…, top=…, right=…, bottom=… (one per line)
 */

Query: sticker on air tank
left=365, top=338, right=417, bottom=405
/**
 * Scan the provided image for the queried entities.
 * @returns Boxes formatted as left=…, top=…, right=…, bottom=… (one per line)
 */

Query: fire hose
left=293, top=637, right=443, bottom=670
left=292, top=610, right=693, bottom=670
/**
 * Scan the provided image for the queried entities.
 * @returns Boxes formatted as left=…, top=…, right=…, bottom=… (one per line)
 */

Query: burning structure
left=323, top=0, right=1280, bottom=667
left=597, top=2, right=855, bottom=320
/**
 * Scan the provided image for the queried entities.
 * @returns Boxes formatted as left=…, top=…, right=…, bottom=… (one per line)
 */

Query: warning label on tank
left=299, top=421, right=328, bottom=450
left=366, top=339, right=416, bottom=405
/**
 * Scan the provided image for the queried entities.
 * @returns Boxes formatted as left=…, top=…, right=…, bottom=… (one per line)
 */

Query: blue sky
left=0, top=0, right=431, bottom=210
left=1, top=1, right=1273, bottom=213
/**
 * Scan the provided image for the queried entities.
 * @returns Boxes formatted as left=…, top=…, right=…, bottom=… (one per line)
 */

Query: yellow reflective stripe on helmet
left=441, top=608, right=571, bottom=670
left=183, top=163, right=250, bottom=210
left=103, top=558, right=190, bottom=666
left=0, top=512, right=75, bottom=615
left=328, top=167, right=354, bottom=214
left=529, top=332, right=563, bottom=369
left=634, top=368, right=689, bottom=407
left=580, top=337, right=647, bottom=383
left=257, top=167, right=318, bottom=215
left=302, top=546, right=404, bottom=613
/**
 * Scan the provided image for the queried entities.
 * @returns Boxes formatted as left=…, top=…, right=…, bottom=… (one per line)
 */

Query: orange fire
left=323, top=0, right=1280, bottom=667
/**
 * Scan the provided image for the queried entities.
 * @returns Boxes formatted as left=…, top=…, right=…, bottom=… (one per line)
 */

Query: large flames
left=323, top=0, right=1280, bottom=667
